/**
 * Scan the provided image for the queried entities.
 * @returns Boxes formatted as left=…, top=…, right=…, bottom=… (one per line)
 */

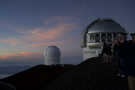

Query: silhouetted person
left=127, top=33, right=135, bottom=90
left=117, top=32, right=129, bottom=78
left=112, top=39, right=120, bottom=57
left=101, top=42, right=112, bottom=63
left=102, top=42, right=112, bottom=56
left=112, top=38, right=120, bottom=67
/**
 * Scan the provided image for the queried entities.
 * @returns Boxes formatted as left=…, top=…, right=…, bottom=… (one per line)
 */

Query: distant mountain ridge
left=1, top=64, right=75, bottom=90
left=0, top=65, right=31, bottom=74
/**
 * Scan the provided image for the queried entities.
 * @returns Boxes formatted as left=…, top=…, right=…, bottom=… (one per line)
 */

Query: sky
left=0, top=0, right=135, bottom=66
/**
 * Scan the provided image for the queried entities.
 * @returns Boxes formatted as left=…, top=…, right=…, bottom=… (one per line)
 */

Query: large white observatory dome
left=81, top=18, right=126, bottom=48
left=44, top=46, right=61, bottom=65
left=87, top=19, right=126, bottom=33
left=81, top=18, right=127, bottom=60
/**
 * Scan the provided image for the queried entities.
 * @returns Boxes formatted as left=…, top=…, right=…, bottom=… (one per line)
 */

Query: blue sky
left=0, top=0, right=135, bottom=65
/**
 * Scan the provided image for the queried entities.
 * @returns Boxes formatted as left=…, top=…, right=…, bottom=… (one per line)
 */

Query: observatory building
left=44, top=46, right=61, bottom=65
left=81, top=18, right=127, bottom=60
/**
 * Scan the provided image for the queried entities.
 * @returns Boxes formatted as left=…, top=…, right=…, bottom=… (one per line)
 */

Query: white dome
left=46, top=46, right=60, bottom=57
left=81, top=18, right=127, bottom=48
left=87, top=19, right=126, bottom=33
left=44, top=46, right=61, bottom=65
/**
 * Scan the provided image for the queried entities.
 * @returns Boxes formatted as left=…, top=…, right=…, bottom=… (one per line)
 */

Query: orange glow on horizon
left=0, top=51, right=41, bottom=59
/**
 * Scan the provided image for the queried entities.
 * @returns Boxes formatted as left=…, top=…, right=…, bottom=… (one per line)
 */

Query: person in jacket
left=127, top=33, right=135, bottom=90
left=116, top=32, right=129, bottom=78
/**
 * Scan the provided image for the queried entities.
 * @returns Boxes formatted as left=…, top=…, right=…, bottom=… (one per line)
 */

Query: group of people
left=102, top=32, right=135, bottom=90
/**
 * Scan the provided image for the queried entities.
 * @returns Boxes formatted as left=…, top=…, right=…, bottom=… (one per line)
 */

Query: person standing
left=112, top=38, right=120, bottom=57
left=127, top=33, right=135, bottom=90
left=101, top=42, right=112, bottom=63
left=112, top=38, right=120, bottom=69
left=117, top=32, right=129, bottom=78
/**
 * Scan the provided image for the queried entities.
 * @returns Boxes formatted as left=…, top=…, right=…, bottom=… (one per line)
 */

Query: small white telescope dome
left=81, top=18, right=127, bottom=60
left=44, top=46, right=61, bottom=65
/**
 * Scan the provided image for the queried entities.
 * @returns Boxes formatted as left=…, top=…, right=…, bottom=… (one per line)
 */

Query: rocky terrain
left=0, top=57, right=129, bottom=90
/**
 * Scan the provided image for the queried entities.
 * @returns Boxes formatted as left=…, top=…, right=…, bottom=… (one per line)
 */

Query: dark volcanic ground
left=0, top=57, right=129, bottom=90
left=1, top=64, right=75, bottom=90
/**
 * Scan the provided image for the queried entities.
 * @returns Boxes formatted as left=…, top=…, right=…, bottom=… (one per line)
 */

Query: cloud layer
left=0, top=51, right=41, bottom=59
left=0, top=22, right=76, bottom=47
left=0, top=16, right=79, bottom=62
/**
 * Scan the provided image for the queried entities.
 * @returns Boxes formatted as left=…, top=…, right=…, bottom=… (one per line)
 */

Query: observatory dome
left=44, top=46, right=61, bottom=65
left=81, top=18, right=127, bottom=60
left=45, top=46, right=60, bottom=57
left=87, top=19, right=126, bottom=33
left=81, top=18, right=127, bottom=48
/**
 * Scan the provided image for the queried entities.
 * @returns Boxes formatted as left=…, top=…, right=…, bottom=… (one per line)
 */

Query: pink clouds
left=26, top=24, right=75, bottom=42
left=0, top=23, right=76, bottom=48
left=0, top=39, right=17, bottom=46
left=31, top=40, right=64, bottom=47
left=44, top=16, right=73, bottom=25
left=0, top=51, right=41, bottom=59
left=0, top=16, right=78, bottom=61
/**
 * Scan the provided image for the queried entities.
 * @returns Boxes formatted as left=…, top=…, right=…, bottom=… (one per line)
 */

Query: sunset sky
left=0, top=0, right=135, bottom=66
